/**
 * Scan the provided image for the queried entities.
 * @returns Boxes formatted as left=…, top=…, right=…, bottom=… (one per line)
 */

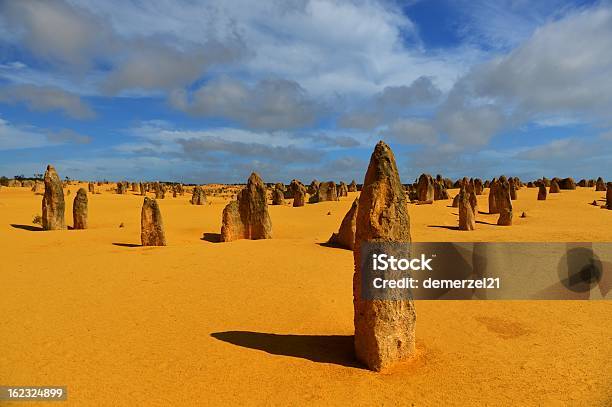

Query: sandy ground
left=1, top=185, right=610, bottom=406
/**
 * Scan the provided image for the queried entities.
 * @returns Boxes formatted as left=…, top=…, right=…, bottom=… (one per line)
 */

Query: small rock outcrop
left=537, top=184, right=547, bottom=200
left=338, top=181, right=349, bottom=197
left=473, top=178, right=483, bottom=195
left=42, top=165, right=66, bottom=230
left=271, top=185, right=285, bottom=205
left=308, top=180, right=320, bottom=195
left=73, top=188, right=88, bottom=229
left=220, top=173, right=272, bottom=242
left=549, top=179, right=560, bottom=193
left=558, top=177, right=576, bottom=190
left=416, top=173, right=434, bottom=202
left=452, top=193, right=460, bottom=208
left=141, top=197, right=166, bottom=246
left=488, top=178, right=498, bottom=214
left=328, top=197, right=358, bottom=250
left=495, top=177, right=513, bottom=226
left=348, top=180, right=358, bottom=192
left=310, top=181, right=338, bottom=203
left=595, top=177, right=606, bottom=191
left=458, top=188, right=475, bottom=231
left=191, top=186, right=207, bottom=205
left=289, top=179, right=307, bottom=207
left=433, top=175, right=449, bottom=200
left=31, top=181, right=44, bottom=194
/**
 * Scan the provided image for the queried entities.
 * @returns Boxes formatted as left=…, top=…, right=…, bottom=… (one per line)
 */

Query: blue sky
left=0, top=0, right=611, bottom=183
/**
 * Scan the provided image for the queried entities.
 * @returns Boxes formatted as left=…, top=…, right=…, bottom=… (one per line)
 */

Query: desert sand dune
left=1, top=184, right=610, bottom=405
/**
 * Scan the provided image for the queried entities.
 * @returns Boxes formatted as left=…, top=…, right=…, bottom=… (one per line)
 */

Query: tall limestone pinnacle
left=353, top=141, right=416, bottom=372
left=42, top=164, right=66, bottom=230
left=220, top=172, right=272, bottom=242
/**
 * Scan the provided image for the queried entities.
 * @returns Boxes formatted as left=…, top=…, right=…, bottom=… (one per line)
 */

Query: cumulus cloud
left=339, top=76, right=442, bottom=130
left=46, top=129, right=92, bottom=144
left=170, top=77, right=321, bottom=130
left=0, top=118, right=50, bottom=151
left=0, top=117, right=90, bottom=152
left=0, top=0, right=109, bottom=68
left=376, top=76, right=442, bottom=108
left=450, top=5, right=612, bottom=130
left=0, top=84, right=95, bottom=119
left=176, top=137, right=319, bottom=164
left=0, top=0, right=246, bottom=94
left=381, top=119, right=438, bottom=145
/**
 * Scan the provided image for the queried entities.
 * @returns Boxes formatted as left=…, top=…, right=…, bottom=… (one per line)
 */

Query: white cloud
left=46, top=129, right=92, bottom=144
left=461, top=5, right=612, bottom=120
left=0, top=118, right=50, bottom=151
left=0, top=84, right=95, bottom=119
left=170, top=77, right=321, bottom=130
left=380, top=118, right=438, bottom=145
left=0, top=0, right=245, bottom=94
left=0, top=117, right=93, bottom=151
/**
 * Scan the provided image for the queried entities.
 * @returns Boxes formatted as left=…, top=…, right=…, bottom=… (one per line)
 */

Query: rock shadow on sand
left=201, top=232, right=221, bottom=243
left=10, top=224, right=43, bottom=231
left=112, top=242, right=141, bottom=247
left=211, top=331, right=362, bottom=369
left=428, top=225, right=460, bottom=231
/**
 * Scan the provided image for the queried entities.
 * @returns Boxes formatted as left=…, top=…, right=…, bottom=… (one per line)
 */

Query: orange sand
left=1, top=185, right=610, bottom=405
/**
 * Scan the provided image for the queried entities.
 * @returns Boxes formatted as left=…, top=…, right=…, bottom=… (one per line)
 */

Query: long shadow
left=428, top=225, right=459, bottom=231
left=201, top=232, right=221, bottom=243
left=211, top=331, right=362, bottom=369
left=10, top=224, right=43, bottom=231
left=475, top=220, right=497, bottom=226
left=112, top=242, right=141, bottom=247
left=316, top=241, right=351, bottom=251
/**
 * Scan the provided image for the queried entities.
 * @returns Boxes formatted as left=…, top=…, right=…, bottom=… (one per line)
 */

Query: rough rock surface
left=496, top=177, right=513, bottom=226
left=221, top=173, right=272, bottom=242
left=537, top=184, right=547, bottom=200
left=271, top=186, right=285, bottom=205
left=348, top=180, right=358, bottom=192
left=462, top=179, right=477, bottom=216
left=458, top=188, right=476, bottom=231
left=549, top=179, right=560, bottom=193
left=595, top=177, right=606, bottom=191
left=433, top=175, right=449, bottom=200
left=607, top=183, right=612, bottom=209
left=308, top=180, right=320, bottom=195
left=328, top=197, right=358, bottom=250
left=141, top=197, right=166, bottom=246
left=289, top=179, right=307, bottom=207
left=353, top=141, right=416, bottom=372
left=416, top=173, right=434, bottom=202
left=452, top=193, right=460, bottom=208
left=73, top=188, right=88, bottom=229
left=488, top=178, right=498, bottom=214
left=311, top=181, right=338, bottom=203
left=509, top=177, right=518, bottom=200
left=191, top=186, right=207, bottom=205
left=42, top=165, right=66, bottom=230
left=338, top=181, right=349, bottom=197
left=558, top=177, right=576, bottom=190
left=32, top=181, right=44, bottom=194
left=474, top=178, right=483, bottom=195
